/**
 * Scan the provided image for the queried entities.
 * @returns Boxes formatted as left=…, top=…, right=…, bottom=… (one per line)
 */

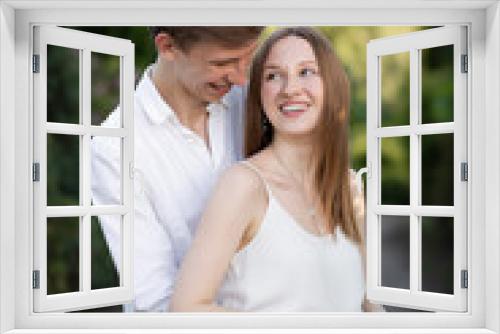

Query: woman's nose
left=281, top=75, right=301, bottom=96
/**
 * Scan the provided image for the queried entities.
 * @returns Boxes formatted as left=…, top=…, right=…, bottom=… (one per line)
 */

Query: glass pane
left=381, top=52, right=410, bottom=127
left=421, top=45, right=454, bottom=124
left=421, top=134, right=454, bottom=206
left=47, top=134, right=80, bottom=206
left=91, top=216, right=120, bottom=290
left=381, top=136, right=410, bottom=205
left=91, top=52, right=121, bottom=127
left=47, top=45, right=80, bottom=124
left=90, top=136, right=122, bottom=205
left=422, top=217, right=454, bottom=294
left=381, top=215, right=410, bottom=289
left=47, top=217, right=80, bottom=295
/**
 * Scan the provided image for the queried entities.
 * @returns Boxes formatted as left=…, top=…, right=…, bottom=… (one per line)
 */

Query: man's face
left=171, top=39, right=259, bottom=104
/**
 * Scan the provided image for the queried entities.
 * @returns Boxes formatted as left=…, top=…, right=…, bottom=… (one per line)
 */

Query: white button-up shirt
left=91, top=67, right=245, bottom=312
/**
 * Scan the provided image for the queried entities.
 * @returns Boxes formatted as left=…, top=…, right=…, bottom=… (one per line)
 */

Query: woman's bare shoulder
left=216, top=160, right=267, bottom=200
left=202, top=160, right=269, bottom=235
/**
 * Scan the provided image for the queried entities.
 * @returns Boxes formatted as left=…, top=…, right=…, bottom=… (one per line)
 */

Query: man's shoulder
left=99, top=106, right=121, bottom=128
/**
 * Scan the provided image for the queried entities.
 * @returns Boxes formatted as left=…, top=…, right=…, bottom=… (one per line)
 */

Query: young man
left=91, top=27, right=263, bottom=312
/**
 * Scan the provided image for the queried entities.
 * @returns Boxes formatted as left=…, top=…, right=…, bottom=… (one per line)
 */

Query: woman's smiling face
left=261, top=35, right=324, bottom=137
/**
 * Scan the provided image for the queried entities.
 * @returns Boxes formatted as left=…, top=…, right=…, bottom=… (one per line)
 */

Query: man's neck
left=151, top=63, right=208, bottom=128
left=151, top=62, right=210, bottom=143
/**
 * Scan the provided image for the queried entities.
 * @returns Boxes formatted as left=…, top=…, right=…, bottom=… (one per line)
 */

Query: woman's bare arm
left=169, top=164, right=265, bottom=312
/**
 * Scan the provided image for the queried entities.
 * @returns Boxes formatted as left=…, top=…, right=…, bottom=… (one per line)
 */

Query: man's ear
left=154, top=32, right=179, bottom=61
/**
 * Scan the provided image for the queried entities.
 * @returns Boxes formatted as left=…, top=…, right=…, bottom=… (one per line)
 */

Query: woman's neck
left=270, top=135, right=314, bottom=185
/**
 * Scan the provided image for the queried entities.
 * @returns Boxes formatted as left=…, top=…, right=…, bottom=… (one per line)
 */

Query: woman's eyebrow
left=264, top=60, right=318, bottom=69
left=263, top=64, right=281, bottom=70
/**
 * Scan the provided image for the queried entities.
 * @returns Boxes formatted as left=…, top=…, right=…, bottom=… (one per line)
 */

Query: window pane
left=91, top=216, right=120, bottom=290
left=47, top=134, right=80, bottom=206
left=421, top=45, right=454, bottom=124
left=422, top=217, right=454, bottom=294
left=47, top=217, right=80, bottom=295
left=421, top=134, right=454, bottom=206
left=381, top=136, right=410, bottom=205
left=90, top=136, right=122, bottom=205
left=381, top=52, right=410, bottom=127
left=47, top=45, right=80, bottom=124
left=381, top=215, right=410, bottom=289
left=91, top=52, right=121, bottom=128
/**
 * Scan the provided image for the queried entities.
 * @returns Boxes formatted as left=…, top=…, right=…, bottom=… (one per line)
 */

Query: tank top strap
left=239, top=160, right=271, bottom=194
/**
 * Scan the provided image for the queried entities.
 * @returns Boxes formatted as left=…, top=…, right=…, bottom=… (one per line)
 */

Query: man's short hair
left=149, top=26, right=264, bottom=52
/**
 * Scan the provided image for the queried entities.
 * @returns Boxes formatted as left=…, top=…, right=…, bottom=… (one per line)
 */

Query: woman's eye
left=300, top=68, right=317, bottom=76
left=265, top=72, right=280, bottom=81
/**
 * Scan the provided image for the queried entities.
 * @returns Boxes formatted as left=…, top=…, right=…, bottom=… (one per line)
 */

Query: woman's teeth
left=280, top=105, right=305, bottom=112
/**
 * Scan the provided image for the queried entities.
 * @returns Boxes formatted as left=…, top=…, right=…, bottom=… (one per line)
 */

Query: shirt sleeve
left=91, top=136, right=177, bottom=312
left=224, top=85, right=247, bottom=162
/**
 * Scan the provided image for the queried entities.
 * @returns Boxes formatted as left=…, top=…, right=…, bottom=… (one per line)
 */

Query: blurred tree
left=46, top=26, right=454, bottom=312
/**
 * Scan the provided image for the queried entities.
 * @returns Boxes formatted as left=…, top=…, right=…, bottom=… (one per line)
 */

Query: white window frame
left=32, top=25, right=135, bottom=312
left=0, top=1, right=499, bottom=333
left=366, top=26, right=468, bottom=312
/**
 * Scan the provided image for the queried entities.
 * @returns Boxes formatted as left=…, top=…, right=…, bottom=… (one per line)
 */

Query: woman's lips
left=279, top=103, right=308, bottom=117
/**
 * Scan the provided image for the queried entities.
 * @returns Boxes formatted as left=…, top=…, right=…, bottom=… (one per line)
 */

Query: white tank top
left=216, top=161, right=365, bottom=312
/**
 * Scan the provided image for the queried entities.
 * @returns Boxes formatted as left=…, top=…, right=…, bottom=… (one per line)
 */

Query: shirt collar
left=136, top=66, right=229, bottom=126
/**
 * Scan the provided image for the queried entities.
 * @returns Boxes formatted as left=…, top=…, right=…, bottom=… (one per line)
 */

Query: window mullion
left=409, top=48, right=420, bottom=294
left=453, top=26, right=468, bottom=308
left=36, top=35, right=50, bottom=303
left=46, top=123, right=127, bottom=137
left=121, top=48, right=134, bottom=292
left=375, top=123, right=455, bottom=138
left=374, top=205, right=454, bottom=216
left=45, top=205, right=127, bottom=217
left=365, top=47, right=380, bottom=294
left=80, top=48, right=91, bottom=293
left=79, top=215, right=91, bottom=292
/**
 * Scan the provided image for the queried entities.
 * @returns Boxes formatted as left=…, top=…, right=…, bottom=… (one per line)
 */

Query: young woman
left=170, top=27, right=373, bottom=312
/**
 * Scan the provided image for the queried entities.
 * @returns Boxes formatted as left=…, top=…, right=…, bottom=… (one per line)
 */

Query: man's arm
left=91, top=136, right=177, bottom=312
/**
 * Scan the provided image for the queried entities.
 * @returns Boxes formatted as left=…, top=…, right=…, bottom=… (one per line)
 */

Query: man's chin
left=200, top=95, right=222, bottom=106
left=208, top=84, right=231, bottom=98
left=205, top=91, right=230, bottom=104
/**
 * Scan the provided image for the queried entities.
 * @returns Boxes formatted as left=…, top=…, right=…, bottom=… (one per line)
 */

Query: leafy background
left=46, top=26, right=455, bottom=312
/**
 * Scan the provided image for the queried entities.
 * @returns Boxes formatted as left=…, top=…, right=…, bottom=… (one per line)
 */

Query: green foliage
left=46, top=26, right=454, bottom=309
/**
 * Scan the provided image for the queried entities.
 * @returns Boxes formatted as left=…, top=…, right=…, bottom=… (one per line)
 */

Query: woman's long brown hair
left=244, top=27, right=362, bottom=245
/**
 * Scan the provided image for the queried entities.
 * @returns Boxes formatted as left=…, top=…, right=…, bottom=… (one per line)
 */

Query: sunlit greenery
left=47, top=26, right=454, bottom=311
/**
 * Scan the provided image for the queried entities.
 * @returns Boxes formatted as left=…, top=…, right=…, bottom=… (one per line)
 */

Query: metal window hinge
left=32, top=54, right=40, bottom=73
left=33, top=270, right=40, bottom=289
left=461, top=54, right=468, bottom=73
left=32, top=163, right=40, bottom=182
left=461, top=162, right=468, bottom=182
left=461, top=269, right=468, bottom=289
